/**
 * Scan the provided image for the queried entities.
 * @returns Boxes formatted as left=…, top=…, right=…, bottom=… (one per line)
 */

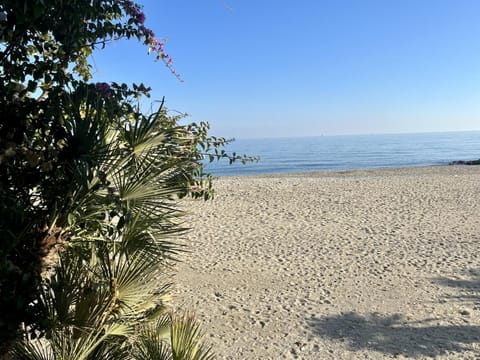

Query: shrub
left=0, top=1, right=252, bottom=357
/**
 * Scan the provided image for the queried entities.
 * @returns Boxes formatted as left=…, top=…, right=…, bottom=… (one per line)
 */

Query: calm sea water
left=204, top=131, right=480, bottom=176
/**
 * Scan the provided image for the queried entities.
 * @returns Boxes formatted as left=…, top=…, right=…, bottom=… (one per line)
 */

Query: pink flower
left=120, top=0, right=183, bottom=81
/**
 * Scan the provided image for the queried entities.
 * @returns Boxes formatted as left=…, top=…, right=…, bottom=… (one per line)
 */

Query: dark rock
left=449, top=159, right=480, bottom=165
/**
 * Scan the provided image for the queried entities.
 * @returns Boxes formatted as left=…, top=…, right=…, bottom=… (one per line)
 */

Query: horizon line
left=230, top=129, right=480, bottom=141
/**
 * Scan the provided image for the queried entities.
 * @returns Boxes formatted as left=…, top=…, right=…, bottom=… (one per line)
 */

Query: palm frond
left=97, top=251, right=172, bottom=319
left=133, top=317, right=172, bottom=360
left=52, top=323, right=130, bottom=360
left=170, top=313, right=214, bottom=360
left=12, top=86, right=218, bottom=359
left=36, top=255, right=85, bottom=331
left=132, top=314, right=172, bottom=360
left=12, top=322, right=130, bottom=360
left=11, top=339, right=55, bottom=360
left=119, top=210, right=186, bottom=260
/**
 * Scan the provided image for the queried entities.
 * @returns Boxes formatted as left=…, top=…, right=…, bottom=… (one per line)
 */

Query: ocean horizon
left=204, top=130, right=480, bottom=176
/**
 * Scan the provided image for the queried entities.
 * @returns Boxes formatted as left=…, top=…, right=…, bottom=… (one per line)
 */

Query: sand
left=174, top=166, right=480, bottom=359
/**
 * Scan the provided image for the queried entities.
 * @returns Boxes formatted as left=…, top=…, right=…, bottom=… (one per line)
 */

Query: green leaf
left=67, top=213, right=75, bottom=226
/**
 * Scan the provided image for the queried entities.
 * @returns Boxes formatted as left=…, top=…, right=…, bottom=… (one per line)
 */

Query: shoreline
left=176, top=165, right=480, bottom=359
left=210, top=164, right=476, bottom=179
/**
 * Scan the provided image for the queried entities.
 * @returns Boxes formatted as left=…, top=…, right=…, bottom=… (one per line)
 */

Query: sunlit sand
left=176, top=166, right=480, bottom=359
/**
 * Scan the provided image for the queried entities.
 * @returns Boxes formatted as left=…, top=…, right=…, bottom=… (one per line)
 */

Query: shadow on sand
left=434, top=269, right=480, bottom=305
left=307, top=269, right=480, bottom=356
left=307, top=312, right=480, bottom=357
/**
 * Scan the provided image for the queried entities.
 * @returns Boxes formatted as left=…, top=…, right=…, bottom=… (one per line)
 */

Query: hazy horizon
left=225, top=129, right=480, bottom=141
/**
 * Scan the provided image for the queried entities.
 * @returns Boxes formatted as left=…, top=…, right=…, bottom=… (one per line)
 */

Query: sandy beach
left=175, top=166, right=480, bottom=359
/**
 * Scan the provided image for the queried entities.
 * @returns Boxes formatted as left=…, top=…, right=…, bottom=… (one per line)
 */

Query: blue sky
left=90, top=0, right=480, bottom=139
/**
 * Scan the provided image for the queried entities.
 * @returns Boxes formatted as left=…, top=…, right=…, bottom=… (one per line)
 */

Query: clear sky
left=90, top=0, right=480, bottom=139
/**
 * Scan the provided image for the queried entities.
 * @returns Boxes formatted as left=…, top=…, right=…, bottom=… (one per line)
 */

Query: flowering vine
left=121, top=0, right=183, bottom=82
left=95, top=82, right=112, bottom=97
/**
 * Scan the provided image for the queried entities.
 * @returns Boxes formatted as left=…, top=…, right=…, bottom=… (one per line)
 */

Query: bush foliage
left=0, top=1, right=253, bottom=358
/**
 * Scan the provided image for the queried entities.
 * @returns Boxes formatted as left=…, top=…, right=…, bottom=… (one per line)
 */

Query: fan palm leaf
left=132, top=315, right=172, bottom=360
left=97, top=251, right=171, bottom=319
left=170, top=313, right=214, bottom=360
left=12, top=88, right=216, bottom=359
left=12, top=323, right=130, bottom=360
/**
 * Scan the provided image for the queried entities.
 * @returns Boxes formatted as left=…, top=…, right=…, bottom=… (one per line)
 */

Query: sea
left=204, top=131, right=480, bottom=176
